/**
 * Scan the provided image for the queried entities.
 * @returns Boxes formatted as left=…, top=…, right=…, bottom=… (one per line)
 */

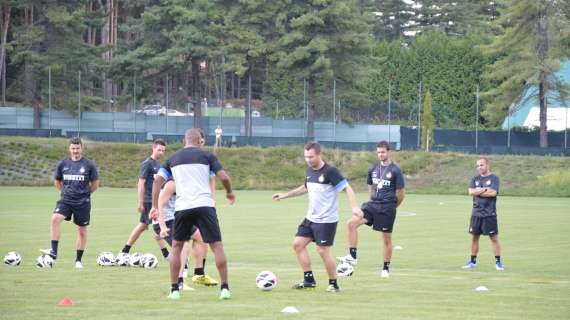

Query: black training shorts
left=295, top=218, right=338, bottom=247
left=153, top=220, right=198, bottom=246
left=173, top=207, right=220, bottom=243
left=362, top=201, right=397, bottom=233
left=469, top=215, right=499, bottom=236
left=54, top=200, right=91, bottom=226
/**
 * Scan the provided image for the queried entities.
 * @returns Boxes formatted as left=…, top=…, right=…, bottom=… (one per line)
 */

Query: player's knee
left=51, top=214, right=62, bottom=224
left=78, top=227, right=87, bottom=237
left=292, top=241, right=304, bottom=252
left=315, top=245, right=329, bottom=255
left=215, top=255, right=227, bottom=267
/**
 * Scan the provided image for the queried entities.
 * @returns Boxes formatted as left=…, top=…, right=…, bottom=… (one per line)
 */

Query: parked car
left=166, top=109, right=186, bottom=117
left=138, top=105, right=164, bottom=116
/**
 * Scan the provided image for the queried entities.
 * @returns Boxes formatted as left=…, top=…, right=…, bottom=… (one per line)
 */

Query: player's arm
left=216, top=169, right=235, bottom=204
left=54, top=161, right=63, bottom=191
left=137, top=178, right=146, bottom=213
left=272, top=184, right=307, bottom=201
left=152, top=174, right=165, bottom=209
left=210, top=175, right=216, bottom=205
left=157, top=180, right=175, bottom=237
left=368, top=184, right=373, bottom=196
left=468, top=188, right=485, bottom=196
left=396, top=188, right=405, bottom=207
left=479, top=188, right=497, bottom=197
left=343, top=184, right=363, bottom=217
left=89, top=163, right=100, bottom=193
left=90, top=180, right=99, bottom=193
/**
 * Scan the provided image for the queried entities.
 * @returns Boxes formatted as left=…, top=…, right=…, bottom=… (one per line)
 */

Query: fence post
left=475, top=84, right=479, bottom=153
left=417, top=81, right=422, bottom=149
left=133, top=75, right=137, bottom=144
left=77, top=70, right=81, bottom=137
left=165, top=73, right=169, bottom=135
left=333, top=79, right=336, bottom=141
left=303, top=78, right=307, bottom=138
left=48, top=67, right=52, bottom=137
left=388, top=81, right=391, bottom=144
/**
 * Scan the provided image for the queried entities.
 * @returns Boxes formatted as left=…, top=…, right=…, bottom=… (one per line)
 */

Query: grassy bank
left=0, top=136, right=568, bottom=197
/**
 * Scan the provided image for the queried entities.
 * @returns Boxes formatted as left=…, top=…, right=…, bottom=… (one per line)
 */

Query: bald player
left=462, top=158, right=504, bottom=271
left=152, top=128, right=235, bottom=300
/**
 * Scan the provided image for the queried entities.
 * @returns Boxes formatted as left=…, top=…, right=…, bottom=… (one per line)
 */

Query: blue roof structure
left=502, top=60, right=570, bottom=129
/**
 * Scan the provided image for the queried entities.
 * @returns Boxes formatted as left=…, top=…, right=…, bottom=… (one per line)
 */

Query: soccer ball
left=115, top=252, right=130, bottom=267
left=97, top=252, right=115, bottom=267
left=256, top=271, right=278, bottom=291
left=142, top=253, right=158, bottom=269
left=129, top=252, right=142, bottom=267
left=336, top=262, right=354, bottom=277
left=36, top=255, right=54, bottom=268
left=4, top=251, right=22, bottom=266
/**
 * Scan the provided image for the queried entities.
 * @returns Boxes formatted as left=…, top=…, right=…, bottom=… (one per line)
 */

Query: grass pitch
left=1, top=187, right=569, bottom=319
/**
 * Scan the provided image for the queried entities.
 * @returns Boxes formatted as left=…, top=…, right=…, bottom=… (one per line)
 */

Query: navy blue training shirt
left=54, top=157, right=99, bottom=206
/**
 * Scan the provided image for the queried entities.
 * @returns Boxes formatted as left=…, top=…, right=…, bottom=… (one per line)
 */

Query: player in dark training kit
left=153, top=128, right=235, bottom=301
left=462, top=158, right=504, bottom=271
left=272, top=142, right=362, bottom=293
left=40, top=137, right=99, bottom=268
left=338, top=141, right=405, bottom=278
left=119, top=139, right=170, bottom=259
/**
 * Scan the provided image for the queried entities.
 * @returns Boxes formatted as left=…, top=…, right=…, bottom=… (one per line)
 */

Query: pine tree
left=372, top=0, right=414, bottom=41
left=273, top=0, right=372, bottom=138
left=482, top=0, right=570, bottom=147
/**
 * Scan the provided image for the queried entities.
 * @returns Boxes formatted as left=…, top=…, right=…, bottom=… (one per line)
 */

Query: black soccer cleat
left=291, top=281, right=317, bottom=290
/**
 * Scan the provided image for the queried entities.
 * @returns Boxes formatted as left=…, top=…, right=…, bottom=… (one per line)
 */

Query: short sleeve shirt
left=367, top=162, right=405, bottom=204
left=162, top=147, right=223, bottom=211
left=139, top=157, right=160, bottom=203
left=304, top=163, right=349, bottom=223
left=54, top=157, right=99, bottom=206
left=469, top=174, right=500, bottom=217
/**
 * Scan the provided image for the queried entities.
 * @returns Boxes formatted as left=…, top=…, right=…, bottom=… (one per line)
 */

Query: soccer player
left=272, top=142, right=362, bottom=293
left=337, top=140, right=405, bottom=278
left=153, top=128, right=235, bottom=300
left=40, top=137, right=99, bottom=268
left=156, top=178, right=218, bottom=290
left=119, top=139, right=170, bottom=259
left=462, top=158, right=504, bottom=271
left=153, top=131, right=219, bottom=287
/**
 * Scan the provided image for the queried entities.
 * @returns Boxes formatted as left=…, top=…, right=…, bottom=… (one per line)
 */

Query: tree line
left=0, top=0, right=568, bottom=145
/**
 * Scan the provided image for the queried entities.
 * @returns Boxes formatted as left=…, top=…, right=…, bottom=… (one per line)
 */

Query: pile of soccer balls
left=97, top=252, right=158, bottom=269
left=3, top=251, right=159, bottom=269
left=4, top=251, right=54, bottom=269
left=4, top=251, right=53, bottom=268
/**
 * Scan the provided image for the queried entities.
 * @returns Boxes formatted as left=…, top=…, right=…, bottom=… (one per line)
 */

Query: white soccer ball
left=4, top=251, right=22, bottom=266
left=256, top=271, right=278, bottom=291
left=115, top=252, right=130, bottom=267
left=142, top=253, right=158, bottom=269
left=36, top=255, right=54, bottom=268
left=129, top=252, right=143, bottom=267
left=97, top=252, right=115, bottom=267
left=336, top=262, right=354, bottom=277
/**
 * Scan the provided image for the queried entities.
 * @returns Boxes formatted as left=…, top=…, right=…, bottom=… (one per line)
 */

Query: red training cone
left=58, top=298, right=74, bottom=306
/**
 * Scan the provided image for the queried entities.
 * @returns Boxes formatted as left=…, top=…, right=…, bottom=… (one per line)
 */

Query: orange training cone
left=58, top=298, right=74, bottom=306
